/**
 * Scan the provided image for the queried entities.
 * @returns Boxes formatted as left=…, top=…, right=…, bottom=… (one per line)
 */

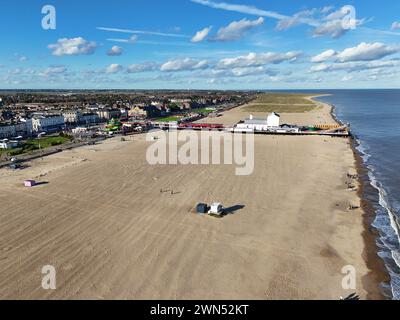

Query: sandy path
left=0, top=99, right=380, bottom=299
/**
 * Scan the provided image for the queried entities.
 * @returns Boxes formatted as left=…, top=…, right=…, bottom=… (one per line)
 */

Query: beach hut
left=209, top=203, right=224, bottom=215
left=24, top=180, right=36, bottom=187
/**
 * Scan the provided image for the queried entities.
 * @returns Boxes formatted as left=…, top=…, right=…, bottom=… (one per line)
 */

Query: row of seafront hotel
left=0, top=92, right=255, bottom=147
left=0, top=109, right=180, bottom=140
left=0, top=105, right=179, bottom=139
left=0, top=109, right=129, bottom=140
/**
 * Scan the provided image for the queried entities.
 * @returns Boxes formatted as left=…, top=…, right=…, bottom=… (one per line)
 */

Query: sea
left=312, top=89, right=400, bottom=300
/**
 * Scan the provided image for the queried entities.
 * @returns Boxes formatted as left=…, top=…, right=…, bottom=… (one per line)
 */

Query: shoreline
left=311, top=95, right=390, bottom=300
left=352, top=139, right=391, bottom=299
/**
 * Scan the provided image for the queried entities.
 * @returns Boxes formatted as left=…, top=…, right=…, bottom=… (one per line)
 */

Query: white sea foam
left=357, top=139, right=400, bottom=299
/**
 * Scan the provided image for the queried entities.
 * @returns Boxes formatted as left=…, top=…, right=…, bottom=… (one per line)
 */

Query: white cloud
left=230, top=66, right=276, bottom=77
left=191, top=26, right=212, bottom=42
left=312, top=6, right=365, bottom=39
left=217, top=51, right=301, bottom=69
left=348, top=60, right=400, bottom=72
left=160, top=58, right=209, bottom=72
left=191, top=1, right=367, bottom=39
left=276, top=9, right=318, bottom=31
left=212, top=17, right=264, bottom=42
left=106, top=64, right=123, bottom=74
left=310, top=63, right=330, bottom=72
left=310, top=59, right=400, bottom=73
left=8, top=68, right=22, bottom=75
left=107, top=45, right=123, bottom=56
left=43, top=66, right=67, bottom=75
left=368, top=68, right=398, bottom=79
left=106, top=36, right=196, bottom=48
left=392, top=22, right=400, bottom=31
left=97, top=27, right=188, bottom=38
left=311, top=49, right=337, bottom=63
left=207, top=66, right=276, bottom=78
left=323, top=7, right=348, bottom=21
left=14, top=53, right=28, bottom=62
left=127, top=62, right=159, bottom=73
left=320, top=6, right=334, bottom=14
left=342, top=75, right=353, bottom=81
left=336, top=42, right=399, bottom=62
left=107, top=35, right=137, bottom=44
left=190, top=0, right=286, bottom=20
left=48, top=37, right=97, bottom=56
left=310, top=43, right=400, bottom=72
left=312, top=19, right=350, bottom=39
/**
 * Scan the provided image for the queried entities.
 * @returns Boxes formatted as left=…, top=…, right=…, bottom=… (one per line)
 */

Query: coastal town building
left=0, top=139, right=19, bottom=149
left=236, top=113, right=281, bottom=132
left=0, top=121, right=31, bottom=139
left=128, top=106, right=147, bottom=118
left=128, top=106, right=162, bottom=119
left=96, top=109, right=121, bottom=120
left=80, top=113, right=100, bottom=124
left=32, top=115, right=65, bottom=133
left=63, top=110, right=81, bottom=124
left=21, top=119, right=33, bottom=136
left=63, top=111, right=100, bottom=125
left=119, top=108, right=128, bottom=118
left=0, top=124, right=18, bottom=139
left=267, top=112, right=280, bottom=127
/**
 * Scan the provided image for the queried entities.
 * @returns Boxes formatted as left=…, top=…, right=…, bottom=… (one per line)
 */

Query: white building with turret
left=235, top=113, right=281, bottom=132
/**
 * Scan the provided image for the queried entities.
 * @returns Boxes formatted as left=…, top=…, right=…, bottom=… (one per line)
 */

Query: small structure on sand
left=209, top=203, right=224, bottom=216
left=196, top=202, right=224, bottom=217
left=24, top=180, right=36, bottom=187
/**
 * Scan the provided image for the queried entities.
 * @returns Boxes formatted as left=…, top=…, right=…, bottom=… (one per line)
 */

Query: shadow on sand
left=223, top=205, right=245, bottom=215
left=35, top=181, right=49, bottom=186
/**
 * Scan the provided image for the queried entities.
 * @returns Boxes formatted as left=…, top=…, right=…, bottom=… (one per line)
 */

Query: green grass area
left=25, top=136, right=70, bottom=149
left=243, top=93, right=318, bottom=113
left=1, top=136, right=71, bottom=157
left=0, top=149, right=11, bottom=156
left=193, top=108, right=216, bottom=114
left=157, top=116, right=182, bottom=122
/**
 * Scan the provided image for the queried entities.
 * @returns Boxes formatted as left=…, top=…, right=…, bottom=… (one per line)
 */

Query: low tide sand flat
left=0, top=94, right=383, bottom=299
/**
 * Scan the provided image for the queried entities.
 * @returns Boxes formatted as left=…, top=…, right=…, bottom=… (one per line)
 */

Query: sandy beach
left=0, top=97, right=383, bottom=299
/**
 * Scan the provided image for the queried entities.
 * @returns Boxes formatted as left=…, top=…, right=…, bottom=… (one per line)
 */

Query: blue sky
left=1, top=0, right=400, bottom=89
